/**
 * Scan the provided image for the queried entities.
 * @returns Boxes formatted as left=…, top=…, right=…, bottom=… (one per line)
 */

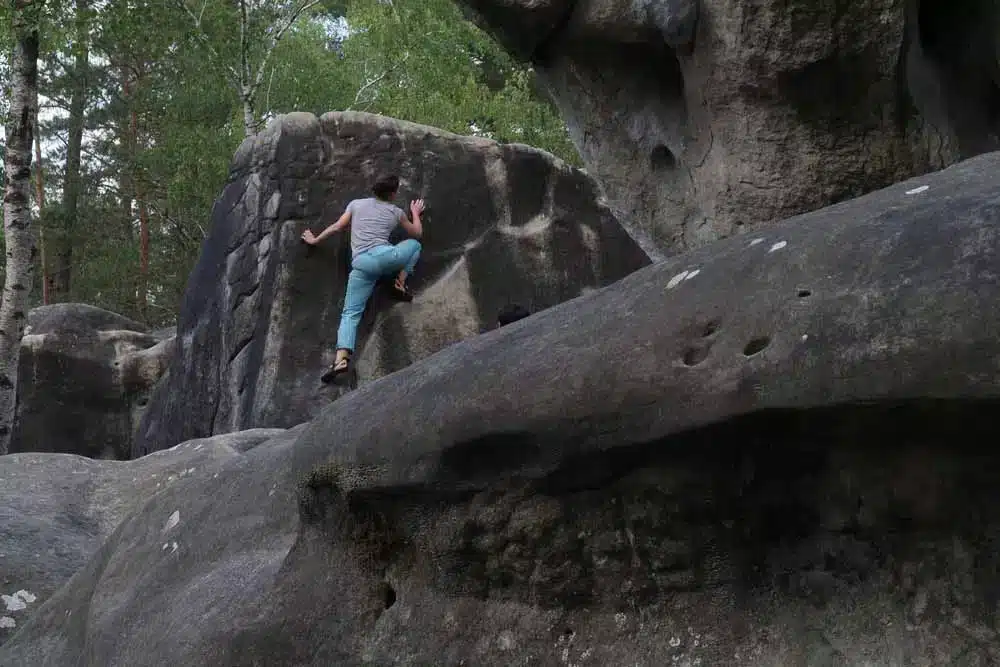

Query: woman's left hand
left=301, top=230, right=319, bottom=245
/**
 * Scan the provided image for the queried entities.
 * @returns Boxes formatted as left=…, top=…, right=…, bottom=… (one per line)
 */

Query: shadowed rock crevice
left=914, top=0, right=1000, bottom=154
left=294, top=397, right=1000, bottom=659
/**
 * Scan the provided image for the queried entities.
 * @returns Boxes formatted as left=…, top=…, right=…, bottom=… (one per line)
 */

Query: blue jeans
left=336, top=239, right=422, bottom=352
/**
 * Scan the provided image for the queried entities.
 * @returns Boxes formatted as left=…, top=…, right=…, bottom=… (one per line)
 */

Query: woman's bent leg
left=336, top=266, right=377, bottom=352
left=394, top=239, right=422, bottom=276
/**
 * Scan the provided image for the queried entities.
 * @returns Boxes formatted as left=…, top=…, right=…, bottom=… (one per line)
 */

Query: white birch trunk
left=242, top=94, right=257, bottom=138
left=0, top=0, right=41, bottom=454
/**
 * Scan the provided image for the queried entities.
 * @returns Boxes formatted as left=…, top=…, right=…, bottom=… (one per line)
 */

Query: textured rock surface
left=4, top=152, right=1000, bottom=665
left=133, top=111, right=648, bottom=457
left=455, top=0, right=1000, bottom=256
left=9, top=304, right=174, bottom=460
left=0, top=428, right=284, bottom=644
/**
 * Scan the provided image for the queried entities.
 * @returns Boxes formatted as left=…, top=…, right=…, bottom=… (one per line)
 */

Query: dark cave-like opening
left=916, top=0, right=1000, bottom=149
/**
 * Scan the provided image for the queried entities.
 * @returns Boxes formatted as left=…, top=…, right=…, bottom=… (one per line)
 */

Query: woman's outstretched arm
left=302, top=209, right=352, bottom=245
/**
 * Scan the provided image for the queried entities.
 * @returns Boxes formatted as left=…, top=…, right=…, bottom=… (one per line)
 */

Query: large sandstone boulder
left=0, top=428, right=286, bottom=644
left=4, top=152, right=1000, bottom=665
left=9, top=304, right=174, bottom=460
left=133, top=111, right=649, bottom=457
left=454, top=0, right=1000, bottom=256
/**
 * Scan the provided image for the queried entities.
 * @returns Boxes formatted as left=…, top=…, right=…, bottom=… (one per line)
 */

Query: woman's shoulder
left=377, top=199, right=406, bottom=216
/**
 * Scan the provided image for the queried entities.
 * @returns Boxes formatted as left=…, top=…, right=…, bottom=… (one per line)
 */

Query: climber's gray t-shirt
left=346, top=197, right=406, bottom=259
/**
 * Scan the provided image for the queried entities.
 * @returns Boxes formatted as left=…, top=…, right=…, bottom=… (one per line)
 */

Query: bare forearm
left=315, top=221, right=341, bottom=242
left=403, top=199, right=425, bottom=238
left=408, top=213, right=423, bottom=238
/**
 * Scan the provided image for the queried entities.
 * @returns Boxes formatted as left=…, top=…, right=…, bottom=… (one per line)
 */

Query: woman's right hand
left=410, top=199, right=426, bottom=217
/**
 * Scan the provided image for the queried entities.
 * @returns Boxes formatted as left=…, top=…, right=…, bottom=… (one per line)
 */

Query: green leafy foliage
left=340, top=0, right=577, bottom=157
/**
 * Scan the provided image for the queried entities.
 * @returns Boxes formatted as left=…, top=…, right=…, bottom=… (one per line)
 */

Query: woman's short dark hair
left=372, top=174, right=400, bottom=200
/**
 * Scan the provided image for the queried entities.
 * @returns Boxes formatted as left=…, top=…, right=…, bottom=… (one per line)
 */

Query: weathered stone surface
left=25, top=303, right=147, bottom=335
left=454, top=0, right=1000, bottom=257
left=10, top=304, right=174, bottom=460
left=0, top=428, right=285, bottom=644
left=133, top=111, right=649, bottom=457
left=5, top=152, right=1000, bottom=664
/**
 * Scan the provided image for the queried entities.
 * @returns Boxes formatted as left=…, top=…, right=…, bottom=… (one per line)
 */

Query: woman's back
left=347, top=197, right=404, bottom=258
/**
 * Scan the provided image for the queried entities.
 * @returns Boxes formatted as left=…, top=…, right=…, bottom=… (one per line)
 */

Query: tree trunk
left=242, top=93, right=257, bottom=137
left=33, top=116, right=50, bottom=305
left=51, top=0, right=89, bottom=300
left=122, top=67, right=150, bottom=318
left=119, top=66, right=134, bottom=240
left=0, top=0, right=41, bottom=454
left=137, top=180, right=149, bottom=318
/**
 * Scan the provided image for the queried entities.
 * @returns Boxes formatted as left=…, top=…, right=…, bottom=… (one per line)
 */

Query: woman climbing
left=301, top=174, right=424, bottom=383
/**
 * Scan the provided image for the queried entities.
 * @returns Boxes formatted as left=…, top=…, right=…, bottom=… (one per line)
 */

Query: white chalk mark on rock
left=0, top=617, right=14, bottom=629
left=906, top=185, right=929, bottom=195
left=2, top=590, right=36, bottom=612
left=497, top=631, right=515, bottom=651
left=162, top=510, right=180, bottom=533
left=684, top=268, right=701, bottom=281
left=769, top=241, right=787, bottom=252
left=749, top=238, right=764, bottom=246
left=802, top=334, right=809, bottom=342
left=667, top=271, right=690, bottom=289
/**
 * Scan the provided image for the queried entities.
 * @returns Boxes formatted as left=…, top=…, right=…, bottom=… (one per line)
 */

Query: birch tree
left=0, top=0, right=41, bottom=453
left=180, top=0, right=323, bottom=136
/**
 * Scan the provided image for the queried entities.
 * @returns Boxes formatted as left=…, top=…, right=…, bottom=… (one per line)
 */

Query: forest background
left=0, top=0, right=578, bottom=327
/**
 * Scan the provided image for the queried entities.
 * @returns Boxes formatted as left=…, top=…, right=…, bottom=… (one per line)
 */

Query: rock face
left=4, top=152, right=1000, bottom=664
left=0, top=428, right=285, bottom=644
left=133, top=111, right=649, bottom=457
left=9, top=304, right=174, bottom=460
left=454, top=0, right=1000, bottom=256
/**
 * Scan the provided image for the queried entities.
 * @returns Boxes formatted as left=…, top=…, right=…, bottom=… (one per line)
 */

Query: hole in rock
left=743, top=337, right=771, bottom=357
left=703, top=319, right=721, bottom=337
left=797, top=289, right=812, bottom=298
left=683, top=346, right=710, bottom=367
left=650, top=144, right=677, bottom=171
left=381, top=582, right=396, bottom=609
left=136, top=397, right=149, bottom=407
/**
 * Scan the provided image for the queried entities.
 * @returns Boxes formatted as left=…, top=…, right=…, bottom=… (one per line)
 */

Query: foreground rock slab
left=0, top=429, right=284, bottom=644
left=4, top=153, right=1000, bottom=664
left=134, top=111, right=648, bottom=458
